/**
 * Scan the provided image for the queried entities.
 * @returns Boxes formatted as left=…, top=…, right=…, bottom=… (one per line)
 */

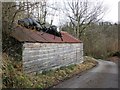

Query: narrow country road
left=53, top=60, right=118, bottom=88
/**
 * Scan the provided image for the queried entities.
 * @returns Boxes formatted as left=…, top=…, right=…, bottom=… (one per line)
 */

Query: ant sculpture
left=18, top=18, right=63, bottom=41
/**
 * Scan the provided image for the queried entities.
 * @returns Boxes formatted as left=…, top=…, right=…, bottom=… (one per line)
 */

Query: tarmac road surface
left=53, top=60, right=118, bottom=88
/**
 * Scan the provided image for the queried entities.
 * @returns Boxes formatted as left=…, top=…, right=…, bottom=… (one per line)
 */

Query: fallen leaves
left=2, top=54, right=98, bottom=89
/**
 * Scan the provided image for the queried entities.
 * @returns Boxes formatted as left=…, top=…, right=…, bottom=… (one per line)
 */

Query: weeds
left=2, top=54, right=98, bottom=89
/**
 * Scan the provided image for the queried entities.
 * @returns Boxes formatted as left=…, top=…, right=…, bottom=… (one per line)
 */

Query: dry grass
left=2, top=54, right=98, bottom=89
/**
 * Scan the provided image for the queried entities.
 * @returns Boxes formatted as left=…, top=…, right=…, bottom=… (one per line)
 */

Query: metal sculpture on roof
left=18, top=18, right=42, bottom=31
left=18, top=18, right=63, bottom=41
left=41, top=25, right=63, bottom=41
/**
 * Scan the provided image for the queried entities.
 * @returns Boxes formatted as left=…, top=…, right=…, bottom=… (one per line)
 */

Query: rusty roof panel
left=10, top=26, right=82, bottom=43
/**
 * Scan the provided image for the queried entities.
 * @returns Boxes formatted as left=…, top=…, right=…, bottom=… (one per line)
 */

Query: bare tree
left=2, top=2, right=40, bottom=53
left=2, top=2, right=40, bottom=33
left=63, top=0, right=106, bottom=38
left=33, top=0, right=47, bottom=24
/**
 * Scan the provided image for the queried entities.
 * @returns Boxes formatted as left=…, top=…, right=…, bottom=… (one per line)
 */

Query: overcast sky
left=47, top=0, right=120, bottom=26
left=101, top=0, right=119, bottom=23
left=3, top=0, right=120, bottom=23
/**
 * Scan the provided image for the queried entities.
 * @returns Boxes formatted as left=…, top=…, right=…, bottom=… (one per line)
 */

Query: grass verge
left=2, top=54, right=98, bottom=89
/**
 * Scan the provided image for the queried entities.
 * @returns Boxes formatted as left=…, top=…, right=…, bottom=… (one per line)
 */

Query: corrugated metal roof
left=10, top=26, right=82, bottom=43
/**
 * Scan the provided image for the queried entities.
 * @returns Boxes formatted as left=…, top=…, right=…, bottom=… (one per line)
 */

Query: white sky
left=101, top=0, right=120, bottom=23
left=47, top=0, right=120, bottom=26
left=14, top=0, right=120, bottom=24
left=3, top=0, right=119, bottom=23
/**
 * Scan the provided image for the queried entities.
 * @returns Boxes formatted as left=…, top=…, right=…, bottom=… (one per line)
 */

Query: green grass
left=2, top=54, right=98, bottom=89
